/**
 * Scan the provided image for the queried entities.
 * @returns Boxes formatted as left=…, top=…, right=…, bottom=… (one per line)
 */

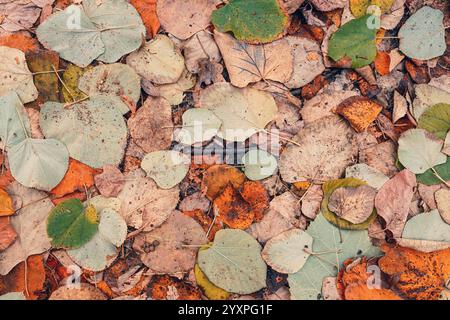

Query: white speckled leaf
left=0, top=92, right=31, bottom=149
left=398, top=129, right=447, bottom=174
left=0, top=182, right=53, bottom=275
left=40, top=95, right=128, bottom=168
left=127, top=35, right=184, bottom=85
left=242, top=149, right=278, bottom=181
left=198, top=229, right=267, bottom=294
left=262, top=228, right=313, bottom=274
left=78, top=63, right=141, bottom=105
left=0, top=46, right=38, bottom=103
left=141, top=151, right=190, bottom=189
left=399, top=6, right=445, bottom=60
left=288, top=214, right=381, bottom=300
left=8, top=138, right=69, bottom=191
left=200, top=83, right=278, bottom=142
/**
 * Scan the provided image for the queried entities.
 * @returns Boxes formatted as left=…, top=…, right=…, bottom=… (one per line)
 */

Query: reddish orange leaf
left=130, top=0, right=160, bottom=38
left=334, top=96, right=383, bottom=133
left=50, top=159, right=100, bottom=198
left=213, top=184, right=253, bottom=229
left=148, top=275, right=201, bottom=300
left=374, top=51, right=390, bottom=76
left=0, top=217, right=16, bottom=252
left=0, top=188, right=14, bottom=216
left=0, top=33, right=39, bottom=53
left=201, top=165, right=245, bottom=200
left=240, top=181, right=269, bottom=222
left=183, top=209, right=222, bottom=241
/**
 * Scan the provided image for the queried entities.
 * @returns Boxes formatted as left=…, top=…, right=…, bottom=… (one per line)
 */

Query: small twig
left=64, top=95, right=90, bottom=108
left=52, top=64, right=76, bottom=102
left=431, top=167, right=450, bottom=188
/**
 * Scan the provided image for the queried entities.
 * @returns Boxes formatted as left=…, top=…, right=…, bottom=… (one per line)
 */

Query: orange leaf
left=379, top=245, right=450, bottom=300
left=50, top=159, right=100, bottom=198
left=0, top=217, right=16, bottom=251
left=334, top=96, right=383, bottom=133
left=0, top=255, right=45, bottom=300
left=148, top=275, right=201, bottom=300
left=183, top=209, right=222, bottom=241
left=0, top=188, right=14, bottom=216
left=51, top=191, right=87, bottom=206
left=0, top=33, right=39, bottom=53
left=240, top=181, right=269, bottom=222
left=345, top=283, right=403, bottom=300
left=201, top=165, right=245, bottom=200
left=374, top=51, right=390, bottom=76
left=130, top=0, right=160, bottom=38
left=213, top=184, right=253, bottom=229
left=0, top=169, right=14, bottom=189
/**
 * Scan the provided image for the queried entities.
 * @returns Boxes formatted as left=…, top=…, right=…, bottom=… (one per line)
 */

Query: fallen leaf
left=0, top=189, right=14, bottom=217
left=436, top=189, right=450, bottom=225
left=183, top=31, right=221, bottom=74
left=418, top=103, right=450, bottom=140
left=374, top=51, right=390, bottom=76
left=141, top=151, right=190, bottom=189
left=194, top=264, right=230, bottom=300
left=148, top=275, right=201, bottom=300
left=130, top=0, right=159, bottom=38
left=174, top=109, right=221, bottom=146
left=334, top=96, right=383, bottom=132
left=345, top=163, right=389, bottom=190
left=50, top=283, right=107, bottom=300
left=94, top=165, right=125, bottom=198
left=0, top=33, right=38, bottom=53
left=0, top=217, right=16, bottom=252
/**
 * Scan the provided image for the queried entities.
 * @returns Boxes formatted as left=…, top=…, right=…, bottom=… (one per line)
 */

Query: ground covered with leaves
left=0, top=0, right=449, bottom=301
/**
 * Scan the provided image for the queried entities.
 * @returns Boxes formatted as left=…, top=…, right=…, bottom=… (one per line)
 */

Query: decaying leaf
left=436, top=189, right=450, bottom=225
left=0, top=217, right=16, bottom=252
left=334, top=96, right=383, bottom=132
left=201, top=165, right=245, bottom=200
left=148, top=274, right=201, bottom=300
left=0, top=189, right=14, bottom=217
left=50, top=283, right=107, bottom=300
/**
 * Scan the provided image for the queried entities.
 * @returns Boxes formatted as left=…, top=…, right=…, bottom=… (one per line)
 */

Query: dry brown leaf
left=201, top=165, right=245, bottom=200
left=148, top=274, right=202, bottom=300
left=370, top=170, right=416, bottom=239
left=240, top=181, right=270, bottom=222
left=310, top=0, right=347, bottom=11
left=279, top=0, right=305, bottom=13
left=50, top=283, right=107, bottom=300
left=392, top=90, right=408, bottom=123
left=360, top=140, right=399, bottom=177
left=183, top=209, right=221, bottom=241
left=0, top=1, right=40, bottom=34
left=179, top=192, right=211, bottom=213
left=328, top=185, right=377, bottom=224
left=130, top=0, right=160, bottom=38
left=94, top=165, right=125, bottom=198
left=133, top=211, right=207, bottom=273
left=0, top=217, right=16, bottom=252
left=50, top=159, right=99, bottom=198
left=436, top=189, right=450, bottom=225
left=214, top=31, right=294, bottom=88
left=301, top=184, right=323, bottom=220
left=128, top=97, right=173, bottom=153
left=183, top=30, right=221, bottom=74
left=157, top=0, right=216, bottom=40
left=379, top=245, right=450, bottom=300
left=334, top=96, right=383, bottom=133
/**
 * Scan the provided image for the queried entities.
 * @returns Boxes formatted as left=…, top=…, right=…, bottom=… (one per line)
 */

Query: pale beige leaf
left=436, top=189, right=450, bottom=225
left=183, top=31, right=221, bottom=74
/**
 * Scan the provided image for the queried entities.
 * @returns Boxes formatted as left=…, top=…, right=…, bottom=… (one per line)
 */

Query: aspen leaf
left=0, top=189, right=14, bottom=217
left=334, top=96, right=383, bottom=132
left=141, top=151, right=190, bottom=189
left=418, top=103, right=450, bottom=140
left=175, top=109, right=222, bottom=145
left=194, top=264, right=230, bottom=300
left=201, top=165, right=246, bottom=200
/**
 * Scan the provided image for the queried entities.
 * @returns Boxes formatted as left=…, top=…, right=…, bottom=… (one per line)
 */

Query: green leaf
left=141, top=151, right=191, bottom=189
left=322, top=178, right=377, bottom=230
left=416, top=157, right=450, bottom=185
left=8, top=138, right=69, bottom=191
left=328, top=15, right=377, bottom=68
left=47, top=199, right=99, bottom=249
left=0, top=92, right=31, bottom=149
left=418, top=103, right=450, bottom=140
left=211, top=0, right=289, bottom=44
left=398, top=6, right=445, bottom=60
left=288, top=214, right=381, bottom=300
left=242, top=149, right=278, bottom=181
left=36, top=0, right=145, bottom=67
left=40, top=95, right=128, bottom=168
left=198, top=229, right=267, bottom=294
left=398, top=128, right=447, bottom=174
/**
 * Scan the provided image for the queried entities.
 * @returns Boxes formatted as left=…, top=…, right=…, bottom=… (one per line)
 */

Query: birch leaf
left=0, top=46, right=38, bottom=103
left=40, top=95, right=128, bottom=168
left=78, top=63, right=141, bottom=105
left=198, top=229, right=267, bottom=294
left=398, top=129, right=447, bottom=174
left=261, top=229, right=313, bottom=274
left=288, top=214, right=381, bottom=300
left=398, top=6, right=445, bottom=60
left=200, top=83, right=278, bottom=142
left=0, top=182, right=53, bottom=275
left=214, top=31, right=293, bottom=88
left=126, top=35, right=184, bottom=85
left=211, top=0, right=289, bottom=44
left=141, top=151, right=190, bottom=189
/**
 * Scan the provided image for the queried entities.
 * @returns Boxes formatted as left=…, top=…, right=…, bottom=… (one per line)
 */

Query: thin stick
left=263, top=129, right=302, bottom=147
left=64, top=95, right=90, bottom=108
left=52, top=65, right=75, bottom=102
left=24, top=257, right=30, bottom=298
left=431, top=167, right=450, bottom=188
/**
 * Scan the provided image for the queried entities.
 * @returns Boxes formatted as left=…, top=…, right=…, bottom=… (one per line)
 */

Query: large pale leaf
left=288, top=214, right=381, bottom=300
left=78, top=63, right=141, bottom=104
left=211, top=0, right=289, bottom=44
left=0, top=92, right=31, bottom=149
left=37, top=0, right=145, bottom=67
left=327, top=15, right=377, bottom=68
left=199, top=83, right=278, bottom=142
left=279, top=116, right=358, bottom=183
left=242, top=149, right=278, bottom=181
left=398, top=6, right=445, bottom=60
left=126, top=35, right=184, bottom=85
left=8, top=138, right=69, bottom=191
left=0, top=183, right=53, bottom=275
left=398, top=129, right=447, bottom=174
left=0, top=46, right=38, bottom=103
left=261, top=228, right=313, bottom=274
left=213, top=31, right=293, bottom=88
left=198, top=229, right=267, bottom=294
left=174, top=108, right=221, bottom=145
left=418, top=103, right=450, bottom=140
left=141, top=151, right=190, bottom=189
left=46, top=199, right=99, bottom=249
left=402, top=210, right=450, bottom=244
left=40, top=95, right=128, bottom=168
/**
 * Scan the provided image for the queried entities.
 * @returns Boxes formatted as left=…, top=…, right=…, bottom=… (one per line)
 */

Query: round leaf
left=141, top=151, right=190, bottom=189
left=418, top=103, right=450, bottom=140
left=175, top=109, right=222, bottom=145
left=242, top=149, right=278, bottom=181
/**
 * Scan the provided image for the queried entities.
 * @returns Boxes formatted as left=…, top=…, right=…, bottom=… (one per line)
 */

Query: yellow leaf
left=194, top=264, right=230, bottom=300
